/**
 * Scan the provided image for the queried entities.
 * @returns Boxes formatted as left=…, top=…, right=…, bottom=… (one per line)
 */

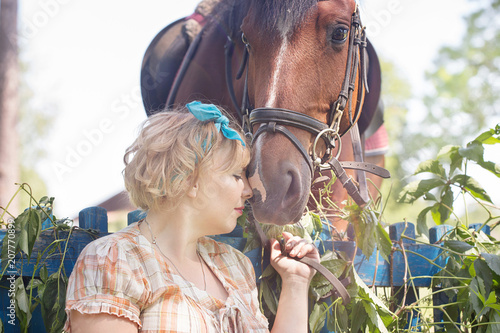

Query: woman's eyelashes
left=233, top=169, right=245, bottom=181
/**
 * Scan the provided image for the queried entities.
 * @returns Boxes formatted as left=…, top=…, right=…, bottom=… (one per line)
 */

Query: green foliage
left=431, top=225, right=500, bottom=333
left=394, top=124, right=500, bottom=332
left=379, top=0, right=500, bottom=226
left=252, top=192, right=399, bottom=332
left=0, top=184, right=72, bottom=333
left=398, top=124, right=500, bottom=234
left=253, top=122, right=499, bottom=332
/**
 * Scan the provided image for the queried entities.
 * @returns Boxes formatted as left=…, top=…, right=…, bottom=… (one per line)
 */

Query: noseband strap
left=250, top=108, right=337, bottom=178
left=251, top=108, right=329, bottom=136
left=253, top=122, right=314, bottom=177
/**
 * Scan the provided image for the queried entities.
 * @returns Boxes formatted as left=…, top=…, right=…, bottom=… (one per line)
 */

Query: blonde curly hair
left=123, top=106, right=250, bottom=212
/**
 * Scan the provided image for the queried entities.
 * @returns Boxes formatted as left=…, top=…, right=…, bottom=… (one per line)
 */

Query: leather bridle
left=225, top=8, right=389, bottom=305
left=225, top=6, right=389, bottom=208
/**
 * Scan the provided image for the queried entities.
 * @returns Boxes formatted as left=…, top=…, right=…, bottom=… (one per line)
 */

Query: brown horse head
left=142, top=0, right=376, bottom=226
left=241, top=0, right=366, bottom=224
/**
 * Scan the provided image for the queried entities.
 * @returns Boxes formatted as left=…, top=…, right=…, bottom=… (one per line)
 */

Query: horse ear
left=357, top=39, right=382, bottom=136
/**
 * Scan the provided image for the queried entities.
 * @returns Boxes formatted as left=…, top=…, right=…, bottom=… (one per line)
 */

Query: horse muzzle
left=246, top=114, right=317, bottom=225
left=248, top=158, right=311, bottom=225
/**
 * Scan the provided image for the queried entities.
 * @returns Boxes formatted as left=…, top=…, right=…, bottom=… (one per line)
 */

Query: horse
left=140, top=0, right=389, bottom=228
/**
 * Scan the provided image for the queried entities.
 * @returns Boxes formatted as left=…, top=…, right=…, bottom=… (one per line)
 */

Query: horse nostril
left=282, top=165, right=304, bottom=206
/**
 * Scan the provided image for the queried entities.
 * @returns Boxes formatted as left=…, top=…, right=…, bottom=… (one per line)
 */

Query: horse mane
left=210, top=0, right=318, bottom=39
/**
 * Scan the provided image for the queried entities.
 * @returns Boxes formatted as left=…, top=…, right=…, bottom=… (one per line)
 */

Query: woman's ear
left=186, top=178, right=199, bottom=198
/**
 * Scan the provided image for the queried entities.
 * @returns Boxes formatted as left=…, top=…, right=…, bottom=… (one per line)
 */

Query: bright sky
left=17, top=0, right=496, bottom=218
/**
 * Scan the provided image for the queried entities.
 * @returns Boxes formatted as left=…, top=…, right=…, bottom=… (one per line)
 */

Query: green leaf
left=320, top=257, right=347, bottom=276
left=470, top=277, right=484, bottom=316
left=328, top=303, right=348, bottom=332
left=40, top=264, right=48, bottom=283
left=346, top=205, right=377, bottom=258
left=451, top=174, right=492, bottom=203
left=14, top=277, right=29, bottom=314
left=437, top=145, right=460, bottom=161
left=474, top=259, right=492, bottom=296
left=311, top=255, right=349, bottom=299
left=261, top=264, right=276, bottom=278
left=437, top=145, right=463, bottom=174
left=482, top=253, right=500, bottom=276
left=25, top=210, right=42, bottom=257
left=398, top=178, right=446, bottom=204
left=375, top=223, right=392, bottom=263
left=414, top=159, right=447, bottom=178
left=311, top=213, right=323, bottom=235
left=260, top=280, right=278, bottom=315
left=354, top=270, right=392, bottom=313
left=431, top=202, right=442, bottom=225
left=14, top=276, right=31, bottom=330
left=486, top=311, right=500, bottom=333
left=423, top=192, right=437, bottom=201
left=356, top=217, right=377, bottom=258
left=457, top=127, right=500, bottom=178
left=26, top=279, right=44, bottom=292
left=476, top=160, right=500, bottom=178
left=416, top=206, right=432, bottom=237
left=349, top=301, right=366, bottom=333
left=484, top=291, right=497, bottom=308
left=309, top=302, right=327, bottom=333
left=16, top=210, right=31, bottom=256
left=362, top=301, right=390, bottom=333
left=436, top=186, right=454, bottom=224
left=40, top=274, right=68, bottom=333
left=444, top=240, right=473, bottom=253
left=459, top=141, right=484, bottom=163
left=473, top=128, right=500, bottom=145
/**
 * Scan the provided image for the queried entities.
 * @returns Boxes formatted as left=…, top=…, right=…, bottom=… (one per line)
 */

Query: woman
left=64, top=101, right=320, bottom=332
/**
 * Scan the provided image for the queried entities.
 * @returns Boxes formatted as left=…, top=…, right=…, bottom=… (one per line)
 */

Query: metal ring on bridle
left=312, top=128, right=341, bottom=168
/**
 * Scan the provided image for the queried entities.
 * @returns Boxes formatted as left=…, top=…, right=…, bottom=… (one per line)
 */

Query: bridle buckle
left=312, top=128, right=342, bottom=168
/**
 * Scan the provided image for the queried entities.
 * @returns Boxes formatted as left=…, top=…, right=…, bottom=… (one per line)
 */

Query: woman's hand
left=269, top=231, right=320, bottom=284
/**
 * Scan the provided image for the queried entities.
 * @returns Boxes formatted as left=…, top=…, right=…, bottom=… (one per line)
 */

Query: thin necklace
left=143, top=218, right=207, bottom=291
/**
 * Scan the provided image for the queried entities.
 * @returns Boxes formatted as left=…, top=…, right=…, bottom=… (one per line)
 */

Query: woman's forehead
left=212, top=141, right=248, bottom=170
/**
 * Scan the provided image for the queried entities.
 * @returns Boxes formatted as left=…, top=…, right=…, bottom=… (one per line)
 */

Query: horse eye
left=331, top=27, right=348, bottom=43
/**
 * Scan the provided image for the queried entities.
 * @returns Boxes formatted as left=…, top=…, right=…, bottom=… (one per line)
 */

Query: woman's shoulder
left=78, top=222, right=148, bottom=261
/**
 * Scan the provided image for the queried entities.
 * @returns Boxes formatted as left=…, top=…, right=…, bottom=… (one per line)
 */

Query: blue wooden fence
left=0, top=206, right=490, bottom=332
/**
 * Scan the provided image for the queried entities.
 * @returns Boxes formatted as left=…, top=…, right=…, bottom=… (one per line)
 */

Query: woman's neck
left=141, top=206, right=201, bottom=261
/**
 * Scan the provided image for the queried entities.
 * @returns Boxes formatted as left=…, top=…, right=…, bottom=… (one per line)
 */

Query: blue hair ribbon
left=186, top=101, right=246, bottom=147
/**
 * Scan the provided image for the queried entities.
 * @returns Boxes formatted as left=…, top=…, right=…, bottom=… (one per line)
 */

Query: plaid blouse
left=64, top=222, right=269, bottom=332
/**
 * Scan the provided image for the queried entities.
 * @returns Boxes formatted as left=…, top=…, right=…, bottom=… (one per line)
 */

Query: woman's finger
left=288, top=239, right=312, bottom=258
left=269, top=238, right=285, bottom=261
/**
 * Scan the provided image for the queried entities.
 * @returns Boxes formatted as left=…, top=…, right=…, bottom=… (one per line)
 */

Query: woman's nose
left=242, top=175, right=253, bottom=199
